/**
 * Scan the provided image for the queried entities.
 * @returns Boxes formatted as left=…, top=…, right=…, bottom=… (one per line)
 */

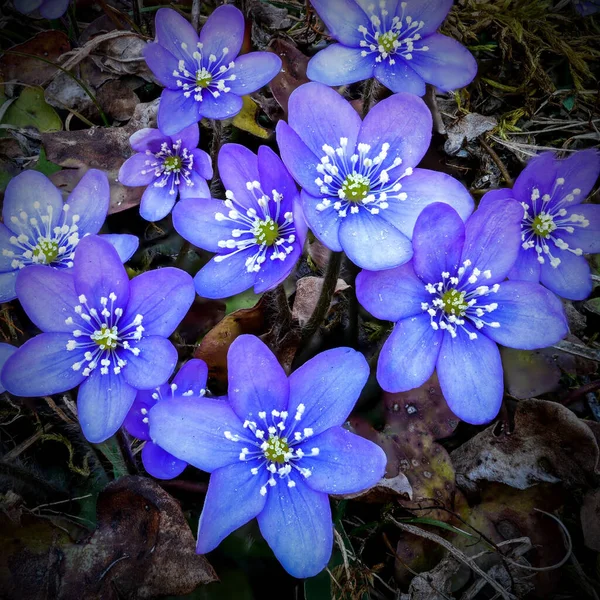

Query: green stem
left=301, top=251, right=343, bottom=344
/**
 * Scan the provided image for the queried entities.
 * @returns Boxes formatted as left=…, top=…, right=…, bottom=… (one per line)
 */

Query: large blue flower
left=14, top=0, right=69, bottom=19
left=276, top=82, right=474, bottom=270
left=0, top=170, right=139, bottom=302
left=149, top=335, right=387, bottom=578
left=1, top=235, right=195, bottom=444
left=482, top=150, right=600, bottom=301
left=307, top=0, right=477, bottom=95
left=573, top=0, right=600, bottom=15
left=144, top=7, right=282, bottom=136
left=0, top=343, right=16, bottom=394
left=173, top=144, right=307, bottom=299
left=356, top=200, right=569, bottom=425
left=118, top=124, right=212, bottom=222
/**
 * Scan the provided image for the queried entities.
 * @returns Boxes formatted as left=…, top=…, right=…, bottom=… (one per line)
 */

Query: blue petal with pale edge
left=357, top=93, right=432, bottom=171
left=0, top=343, right=16, bottom=394
left=409, top=34, right=477, bottom=92
left=287, top=347, right=368, bottom=436
left=380, top=168, right=473, bottom=239
left=400, top=0, right=453, bottom=35
left=157, top=89, right=201, bottom=137
left=563, top=204, right=600, bottom=253
left=301, top=190, right=343, bottom=252
left=508, top=246, right=541, bottom=283
left=149, top=397, right=246, bottom=472
left=460, top=195, right=523, bottom=285
left=0, top=271, right=18, bottom=303
left=67, top=169, right=110, bottom=235
left=436, top=327, right=503, bottom=425
left=121, top=267, right=195, bottom=337
left=143, top=42, right=181, bottom=88
left=77, top=368, right=137, bottom=443
left=172, top=359, right=208, bottom=395
left=154, top=8, right=199, bottom=63
left=253, top=241, right=302, bottom=294
left=140, top=184, right=177, bottom=222
left=142, top=442, right=188, bottom=479
left=178, top=170, right=210, bottom=200
left=118, top=153, right=156, bottom=187
left=218, top=144, right=261, bottom=211
left=3, top=170, right=63, bottom=235
left=512, top=153, right=558, bottom=204
left=288, top=82, right=362, bottom=161
left=129, top=128, right=170, bottom=154
left=122, top=336, right=178, bottom=390
left=307, top=44, right=375, bottom=86
left=308, top=0, right=370, bottom=45
left=258, top=145, right=300, bottom=217
left=1, top=333, right=85, bottom=396
left=193, top=249, right=258, bottom=299
left=377, top=314, right=442, bottom=392
left=197, top=92, right=244, bottom=121
left=199, top=5, right=245, bottom=60
left=483, top=281, right=568, bottom=349
left=412, top=203, right=465, bottom=283
left=554, top=148, right=600, bottom=203
left=374, top=59, right=426, bottom=95
left=123, top=390, right=159, bottom=441
left=339, top=210, right=413, bottom=271
left=228, top=52, right=283, bottom=95
left=100, top=234, right=139, bottom=263
left=191, top=148, right=213, bottom=180
left=196, top=460, right=268, bottom=553
left=16, top=266, right=79, bottom=332
left=540, top=250, right=592, bottom=301
left=39, top=0, right=70, bottom=19
left=73, top=235, right=129, bottom=312
left=356, top=262, right=428, bottom=322
left=257, top=472, right=333, bottom=579
left=227, top=335, right=289, bottom=421
left=299, top=426, right=386, bottom=495
left=172, top=197, right=232, bottom=252
left=276, top=121, right=322, bottom=197
left=0, top=223, right=16, bottom=271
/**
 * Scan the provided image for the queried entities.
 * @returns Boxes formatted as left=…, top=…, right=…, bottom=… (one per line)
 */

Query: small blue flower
left=0, top=170, right=139, bottom=303
left=124, top=359, right=209, bottom=479
left=118, top=124, right=213, bottom=222
left=573, top=0, right=600, bottom=15
left=356, top=200, right=569, bottom=425
left=276, top=82, right=474, bottom=270
left=482, top=150, right=600, bottom=301
left=14, top=0, right=69, bottom=19
left=173, top=144, right=307, bottom=299
left=307, top=0, right=477, bottom=95
left=0, top=343, right=17, bottom=394
left=144, top=7, right=282, bottom=136
left=149, top=335, right=387, bottom=578
left=1, top=235, right=195, bottom=443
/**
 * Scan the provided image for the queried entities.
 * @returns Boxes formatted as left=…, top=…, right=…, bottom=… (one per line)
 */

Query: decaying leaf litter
left=0, top=0, right=599, bottom=598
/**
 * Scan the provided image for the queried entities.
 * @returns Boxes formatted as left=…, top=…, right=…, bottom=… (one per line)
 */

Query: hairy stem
left=275, top=283, right=292, bottom=331
left=210, top=119, right=227, bottom=197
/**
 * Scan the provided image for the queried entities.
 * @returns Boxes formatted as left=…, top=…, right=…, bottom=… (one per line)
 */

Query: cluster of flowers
left=2, top=0, right=599, bottom=580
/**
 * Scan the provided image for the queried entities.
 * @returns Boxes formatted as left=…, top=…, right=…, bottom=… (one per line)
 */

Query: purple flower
left=149, top=335, right=386, bottom=578
left=124, top=359, right=209, bottom=479
left=0, top=343, right=17, bottom=394
left=14, top=0, right=69, bottom=19
left=573, top=0, right=600, bottom=15
left=276, top=82, right=474, bottom=270
left=144, top=7, right=282, bottom=136
left=118, top=124, right=212, bottom=222
left=0, top=170, right=139, bottom=303
left=356, top=200, right=569, bottom=425
left=1, top=235, right=195, bottom=443
left=483, top=150, right=600, bottom=301
left=306, top=0, right=477, bottom=95
left=173, top=144, right=307, bottom=299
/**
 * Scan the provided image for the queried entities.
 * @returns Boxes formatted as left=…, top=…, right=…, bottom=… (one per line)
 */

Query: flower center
left=195, top=68, right=213, bottom=88
left=254, top=218, right=280, bottom=246
left=341, top=173, right=371, bottom=203
left=531, top=213, right=556, bottom=238
left=441, top=289, right=467, bottom=316
left=32, top=238, right=59, bottom=264
left=378, top=30, right=399, bottom=54
left=263, top=435, right=290, bottom=463
left=91, top=323, right=119, bottom=350
left=163, top=155, right=182, bottom=172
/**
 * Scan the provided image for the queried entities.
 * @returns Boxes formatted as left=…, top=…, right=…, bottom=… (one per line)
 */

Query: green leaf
left=562, top=95, right=576, bottom=111
left=95, top=435, right=129, bottom=479
left=225, top=289, right=262, bottom=314
left=1, top=86, right=62, bottom=132
left=32, top=147, right=62, bottom=176
left=232, top=96, right=271, bottom=139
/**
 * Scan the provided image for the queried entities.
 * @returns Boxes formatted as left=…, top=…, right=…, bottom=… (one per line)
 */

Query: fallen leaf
left=580, top=488, right=600, bottom=552
left=2, top=87, right=62, bottom=132
left=292, top=276, right=350, bottom=326
left=444, top=113, right=497, bottom=155
left=232, top=95, right=271, bottom=139
left=96, top=80, right=140, bottom=122
left=268, top=39, right=310, bottom=115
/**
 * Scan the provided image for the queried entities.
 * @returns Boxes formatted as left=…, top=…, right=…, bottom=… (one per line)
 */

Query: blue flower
left=483, top=150, right=600, bottom=301
left=573, top=0, right=600, bottom=15
left=1, top=235, right=195, bottom=443
left=124, top=359, right=209, bottom=479
left=118, top=124, right=213, bottom=222
left=356, top=200, right=569, bottom=425
left=148, top=335, right=387, bottom=578
left=0, top=343, right=17, bottom=394
left=306, top=0, right=477, bottom=95
left=14, top=0, right=69, bottom=19
left=0, top=170, right=139, bottom=303
left=276, top=82, right=474, bottom=270
left=144, top=7, right=282, bottom=136
left=173, top=144, right=307, bottom=299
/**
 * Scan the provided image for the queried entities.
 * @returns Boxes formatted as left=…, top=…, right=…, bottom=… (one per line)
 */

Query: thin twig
left=480, top=137, right=513, bottom=185
left=191, top=0, right=202, bottom=32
